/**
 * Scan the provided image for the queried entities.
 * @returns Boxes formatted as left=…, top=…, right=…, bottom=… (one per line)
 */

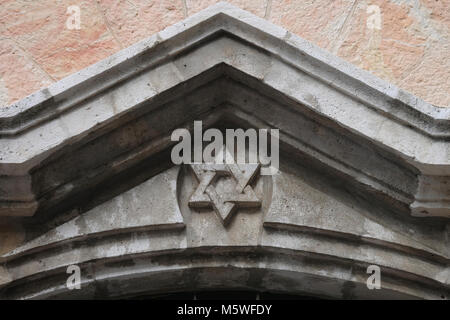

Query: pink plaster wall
left=0, top=0, right=449, bottom=107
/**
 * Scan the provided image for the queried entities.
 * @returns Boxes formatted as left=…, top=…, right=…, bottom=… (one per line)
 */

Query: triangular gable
left=0, top=2, right=448, bottom=218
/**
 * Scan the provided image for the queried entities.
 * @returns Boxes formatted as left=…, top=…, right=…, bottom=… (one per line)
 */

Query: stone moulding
left=0, top=247, right=447, bottom=300
left=0, top=11, right=449, bottom=213
left=0, top=3, right=449, bottom=299
left=1, top=2, right=448, bottom=219
left=0, top=8, right=448, bottom=222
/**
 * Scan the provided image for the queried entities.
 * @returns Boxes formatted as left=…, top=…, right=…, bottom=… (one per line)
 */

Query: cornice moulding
left=0, top=2, right=448, bottom=219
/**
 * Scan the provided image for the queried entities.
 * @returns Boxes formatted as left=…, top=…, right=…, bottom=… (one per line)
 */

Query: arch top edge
left=1, top=246, right=448, bottom=300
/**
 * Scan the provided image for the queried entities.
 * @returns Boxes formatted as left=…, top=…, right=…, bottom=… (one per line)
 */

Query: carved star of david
left=188, top=154, right=261, bottom=226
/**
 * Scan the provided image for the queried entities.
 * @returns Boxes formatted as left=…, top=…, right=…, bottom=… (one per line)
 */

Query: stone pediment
left=1, top=161, right=448, bottom=299
left=0, top=2, right=449, bottom=220
left=0, top=2, right=448, bottom=299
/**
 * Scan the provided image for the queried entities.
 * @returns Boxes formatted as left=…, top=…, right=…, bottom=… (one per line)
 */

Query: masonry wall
left=0, top=0, right=449, bottom=109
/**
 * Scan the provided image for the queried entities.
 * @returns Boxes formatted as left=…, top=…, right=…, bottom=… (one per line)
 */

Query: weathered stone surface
left=188, top=157, right=261, bottom=226
left=0, top=1, right=448, bottom=107
left=178, top=163, right=271, bottom=248
left=0, top=222, right=25, bottom=256
left=1, top=160, right=448, bottom=299
left=0, top=2, right=449, bottom=219
left=0, top=0, right=120, bottom=91
left=335, top=0, right=450, bottom=107
left=0, top=2, right=449, bottom=300
left=264, top=167, right=448, bottom=257
left=269, top=0, right=356, bottom=50
left=0, top=265, right=11, bottom=287
left=0, top=39, right=52, bottom=107
left=187, top=0, right=266, bottom=17
left=3, top=167, right=184, bottom=259
left=96, top=0, right=185, bottom=48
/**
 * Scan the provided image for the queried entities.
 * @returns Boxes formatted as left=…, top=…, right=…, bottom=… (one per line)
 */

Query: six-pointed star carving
left=188, top=156, right=261, bottom=226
